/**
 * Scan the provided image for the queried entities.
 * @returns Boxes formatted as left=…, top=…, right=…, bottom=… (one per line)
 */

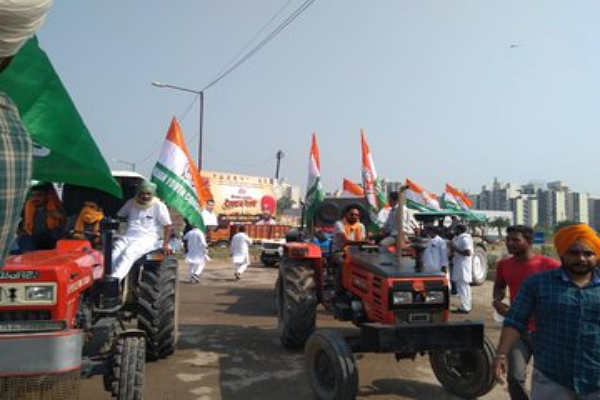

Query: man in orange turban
left=494, top=223, right=600, bottom=398
left=18, top=183, right=65, bottom=251
left=554, top=223, right=600, bottom=260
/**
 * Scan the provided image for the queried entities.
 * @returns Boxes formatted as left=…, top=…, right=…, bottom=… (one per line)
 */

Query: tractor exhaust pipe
left=396, top=186, right=409, bottom=269
left=100, top=219, right=121, bottom=308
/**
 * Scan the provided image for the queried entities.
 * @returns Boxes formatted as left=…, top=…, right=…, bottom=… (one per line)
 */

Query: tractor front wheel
left=277, top=257, right=317, bottom=349
left=109, top=336, right=145, bottom=400
left=304, top=330, right=358, bottom=400
left=429, top=334, right=496, bottom=398
left=138, top=255, right=179, bottom=360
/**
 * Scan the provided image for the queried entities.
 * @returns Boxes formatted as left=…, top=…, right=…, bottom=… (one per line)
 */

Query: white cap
left=0, top=0, right=53, bottom=58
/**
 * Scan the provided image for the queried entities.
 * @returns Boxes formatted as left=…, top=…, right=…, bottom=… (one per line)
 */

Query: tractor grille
left=0, top=310, right=51, bottom=322
left=0, top=369, right=81, bottom=400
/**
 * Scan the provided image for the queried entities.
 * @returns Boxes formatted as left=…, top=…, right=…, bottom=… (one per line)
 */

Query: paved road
left=83, top=259, right=511, bottom=400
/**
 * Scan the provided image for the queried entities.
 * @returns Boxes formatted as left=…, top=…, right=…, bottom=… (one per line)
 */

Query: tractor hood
left=2, top=240, right=104, bottom=283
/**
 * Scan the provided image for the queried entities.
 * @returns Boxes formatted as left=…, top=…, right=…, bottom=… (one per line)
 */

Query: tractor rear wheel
left=471, top=246, right=488, bottom=286
left=304, top=330, right=358, bottom=400
left=429, top=334, right=496, bottom=398
left=138, top=255, right=179, bottom=360
left=110, top=336, right=145, bottom=400
left=277, top=257, right=317, bottom=349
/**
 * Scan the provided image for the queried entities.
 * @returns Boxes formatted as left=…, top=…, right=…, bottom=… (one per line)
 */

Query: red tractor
left=0, top=173, right=178, bottom=399
left=275, top=197, right=496, bottom=399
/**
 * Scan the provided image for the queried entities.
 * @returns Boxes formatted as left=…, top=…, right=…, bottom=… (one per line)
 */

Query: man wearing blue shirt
left=493, top=223, right=600, bottom=398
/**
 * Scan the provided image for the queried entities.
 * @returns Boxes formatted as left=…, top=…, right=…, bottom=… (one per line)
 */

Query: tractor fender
left=281, top=242, right=322, bottom=259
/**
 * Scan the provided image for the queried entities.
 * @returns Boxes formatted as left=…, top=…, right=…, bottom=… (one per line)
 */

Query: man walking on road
left=230, top=225, right=252, bottom=280
left=448, top=224, right=473, bottom=314
left=183, top=223, right=209, bottom=284
left=492, top=225, right=560, bottom=400
left=494, top=223, right=600, bottom=399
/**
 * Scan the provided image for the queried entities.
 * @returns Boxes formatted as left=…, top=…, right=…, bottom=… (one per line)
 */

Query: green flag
left=151, top=118, right=205, bottom=232
left=0, top=37, right=121, bottom=198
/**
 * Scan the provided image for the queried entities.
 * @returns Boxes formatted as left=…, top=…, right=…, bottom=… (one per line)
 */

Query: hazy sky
left=37, top=1, right=600, bottom=196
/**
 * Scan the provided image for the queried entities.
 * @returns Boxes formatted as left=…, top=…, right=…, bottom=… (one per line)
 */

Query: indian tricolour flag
left=361, top=129, right=385, bottom=228
left=305, top=133, right=325, bottom=226
left=405, top=178, right=441, bottom=211
left=442, top=183, right=473, bottom=211
left=151, top=117, right=206, bottom=231
left=342, top=178, right=364, bottom=197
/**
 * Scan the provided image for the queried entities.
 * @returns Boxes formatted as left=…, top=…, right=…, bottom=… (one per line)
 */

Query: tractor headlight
left=424, top=290, right=445, bottom=304
left=25, top=285, right=55, bottom=302
left=392, top=291, right=413, bottom=305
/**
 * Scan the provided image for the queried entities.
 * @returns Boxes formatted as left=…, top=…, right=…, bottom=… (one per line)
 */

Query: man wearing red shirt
left=492, top=225, right=560, bottom=400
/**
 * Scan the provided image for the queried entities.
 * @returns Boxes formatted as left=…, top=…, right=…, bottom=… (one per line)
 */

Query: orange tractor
left=275, top=197, right=496, bottom=399
left=0, top=174, right=178, bottom=399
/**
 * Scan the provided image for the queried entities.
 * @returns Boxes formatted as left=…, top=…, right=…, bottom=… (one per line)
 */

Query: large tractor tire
left=138, top=255, right=179, bottom=361
left=471, top=246, right=488, bottom=286
left=277, top=257, right=317, bottom=349
left=429, top=334, right=496, bottom=398
left=304, top=330, right=358, bottom=400
left=110, top=336, right=145, bottom=400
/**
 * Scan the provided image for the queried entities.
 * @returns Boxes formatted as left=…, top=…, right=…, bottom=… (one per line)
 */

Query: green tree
left=490, top=217, right=511, bottom=238
left=277, top=195, right=295, bottom=215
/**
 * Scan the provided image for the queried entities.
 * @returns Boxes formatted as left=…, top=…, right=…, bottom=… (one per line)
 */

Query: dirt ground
left=82, top=256, right=514, bottom=400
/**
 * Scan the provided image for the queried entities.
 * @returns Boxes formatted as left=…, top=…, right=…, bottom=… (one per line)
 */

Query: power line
left=202, top=0, right=318, bottom=92
left=208, top=0, right=296, bottom=85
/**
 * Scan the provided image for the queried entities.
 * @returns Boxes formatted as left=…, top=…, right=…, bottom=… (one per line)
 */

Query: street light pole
left=275, top=150, right=284, bottom=180
left=152, top=81, right=204, bottom=172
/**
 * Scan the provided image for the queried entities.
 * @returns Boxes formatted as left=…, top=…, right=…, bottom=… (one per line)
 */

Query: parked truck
left=207, top=220, right=292, bottom=266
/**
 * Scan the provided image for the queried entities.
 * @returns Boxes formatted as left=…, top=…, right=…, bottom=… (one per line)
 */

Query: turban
left=0, top=0, right=53, bottom=58
left=136, top=180, right=157, bottom=195
left=554, top=224, right=600, bottom=257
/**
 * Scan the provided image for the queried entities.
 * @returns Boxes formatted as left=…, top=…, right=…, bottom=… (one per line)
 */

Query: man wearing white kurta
left=183, top=226, right=208, bottom=283
left=449, top=224, right=473, bottom=313
left=230, top=225, right=253, bottom=279
left=423, top=227, right=449, bottom=274
left=112, top=181, right=172, bottom=281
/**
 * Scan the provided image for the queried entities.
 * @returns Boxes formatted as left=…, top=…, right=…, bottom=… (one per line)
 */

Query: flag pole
left=397, top=185, right=409, bottom=268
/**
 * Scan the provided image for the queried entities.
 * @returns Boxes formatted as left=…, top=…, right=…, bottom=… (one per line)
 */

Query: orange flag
left=342, top=178, right=364, bottom=197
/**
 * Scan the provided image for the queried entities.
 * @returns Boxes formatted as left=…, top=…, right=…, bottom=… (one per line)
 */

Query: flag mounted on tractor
left=360, top=129, right=386, bottom=230
left=405, top=178, right=441, bottom=212
left=305, top=132, right=325, bottom=227
left=151, top=117, right=211, bottom=231
left=441, top=183, right=473, bottom=211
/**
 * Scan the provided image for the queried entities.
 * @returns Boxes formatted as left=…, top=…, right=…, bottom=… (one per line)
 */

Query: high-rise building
left=537, top=189, right=567, bottom=228
left=510, top=195, right=538, bottom=227
left=589, top=197, right=600, bottom=231
left=570, top=192, right=589, bottom=224
left=472, top=178, right=586, bottom=229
